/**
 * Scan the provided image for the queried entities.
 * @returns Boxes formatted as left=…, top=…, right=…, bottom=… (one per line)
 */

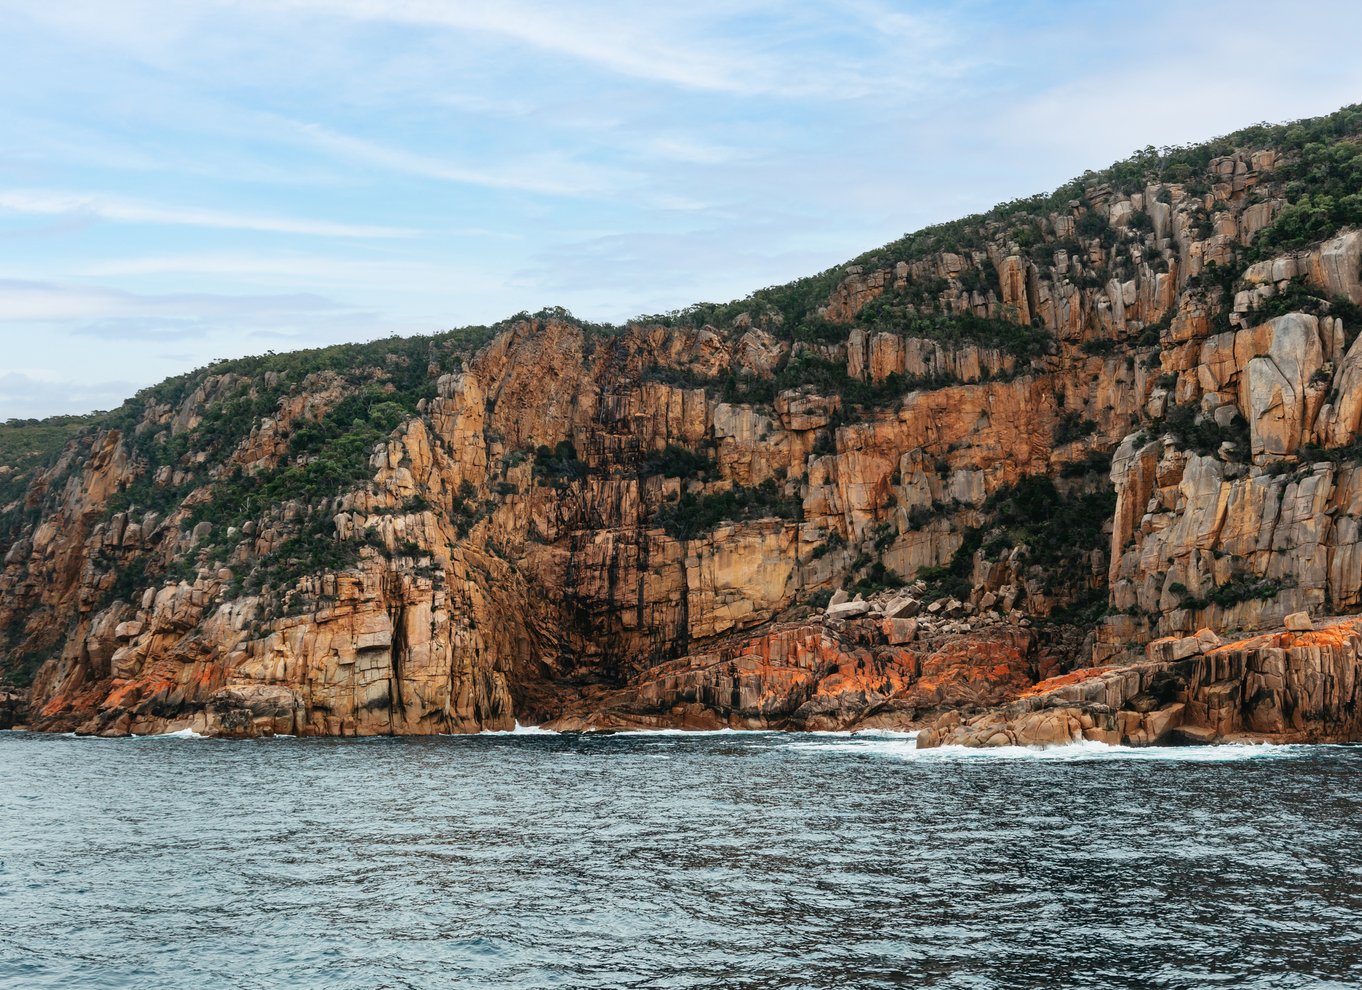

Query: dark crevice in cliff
left=387, top=598, right=408, bottom=726
left=676, top=543, right=691, bottom=659
left=634, top=498, right=648, bottom=650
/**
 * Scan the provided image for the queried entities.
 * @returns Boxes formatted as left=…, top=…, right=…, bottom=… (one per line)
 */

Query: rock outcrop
left=544, top=587, right=1053, bottom=732
left=919, top=617, right=1362, bottom=747
left=5, top=106, right=1362, bottom=743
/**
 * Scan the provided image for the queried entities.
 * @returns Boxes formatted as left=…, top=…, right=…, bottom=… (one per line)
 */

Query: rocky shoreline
left=9, top=576, right=1358, bottom=749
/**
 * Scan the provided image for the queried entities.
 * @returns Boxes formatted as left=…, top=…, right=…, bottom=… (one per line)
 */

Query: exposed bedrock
left=919, top=617, right=1362, bottom=748
left=5, top=122, right=1362, bottom=742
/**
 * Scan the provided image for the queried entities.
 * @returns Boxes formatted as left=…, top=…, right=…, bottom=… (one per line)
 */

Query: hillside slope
left=5, top=104, right=1362, bottom=741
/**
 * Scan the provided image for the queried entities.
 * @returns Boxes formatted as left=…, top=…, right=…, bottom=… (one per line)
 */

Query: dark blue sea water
left=2, top=729, right=1361, bottom=990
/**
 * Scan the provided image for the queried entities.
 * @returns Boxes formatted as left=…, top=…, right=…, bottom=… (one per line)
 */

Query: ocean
left=2, top=729, right=1360, bottom=989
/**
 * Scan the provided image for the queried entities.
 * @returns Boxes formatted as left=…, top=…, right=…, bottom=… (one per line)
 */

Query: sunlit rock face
left=6, top=117, right=1362, bottom=741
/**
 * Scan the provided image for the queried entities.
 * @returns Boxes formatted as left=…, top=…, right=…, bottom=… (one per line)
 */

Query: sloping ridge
left=3, top=104, right=1362, bottom=741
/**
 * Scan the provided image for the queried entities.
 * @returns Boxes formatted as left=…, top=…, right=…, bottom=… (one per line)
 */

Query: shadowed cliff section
left=5, top=104, right=1362, bottom=740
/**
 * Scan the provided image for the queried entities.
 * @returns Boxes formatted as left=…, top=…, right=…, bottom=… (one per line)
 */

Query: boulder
left=1148, top=634, right=1207, bottom=662
left=882, top=618, right=918, bottom=645
left=824, top=600, right=870, bottom=621
left=1242, top=313, right=1324, bottom=459
left=1172, top=724, right=1219, bottom=744
left=1194, top=627, right=1222, bottom=650
left=1284, top=611, right=1314, bottom=631
left=883, top=596, right=920, bottom=619
left=1142, top=702, right=1187, bottom=742
left=1314, top=230, right=1362, bottom=305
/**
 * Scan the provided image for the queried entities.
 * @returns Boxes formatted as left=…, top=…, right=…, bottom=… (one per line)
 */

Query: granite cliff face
left=919, top=614, right=1362, bottom=749
left=5, top=106, right=1362, bottom=742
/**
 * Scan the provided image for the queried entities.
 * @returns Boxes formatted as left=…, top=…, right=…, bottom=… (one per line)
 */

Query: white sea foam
left=39, top=721, right=1324, bottom=758
left=471, top=721, right=561, bottom=736
left=495, top=725, right=778, bottom=736
left=510, top=721, right=558, bottom=735
left=134, top=727, right=205, bottom=740
left=62, top=727, right=205, bottom=740
left=805, top=728, right=920, bottom=740
left=599, top=726, right=773, bottom=736
left=787, top=734, right=1313, bottom=762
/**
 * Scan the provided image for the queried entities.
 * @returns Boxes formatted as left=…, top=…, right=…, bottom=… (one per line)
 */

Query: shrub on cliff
left=533, top=442, right=589, bottom=486
left=855, top=304, right=1052, bottom=361
left=653, top=480, right=801, bottom=540
left=917, top=475, right=1114, bottom=606
left=1246, top=277, right=1362, bottom=341
left=1054, top=412, right=1098, bottom=446
left=850, top=560, right=906, bottom=596
left=1249, top=131, right=1362, bottom=258
left=640, top=444, right=715, bottom=480
left=1162, top=402, right=1250, bottom=459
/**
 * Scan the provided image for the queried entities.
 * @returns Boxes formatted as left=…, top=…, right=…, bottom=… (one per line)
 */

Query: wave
left=488, top=724, right=781, bottom=737
left=474, top=721, right=560, bottom=736
left=805, top=728, right=920, bottom=740
left=491, top=726, right=918, bottom=738
left=786, top=735, right=1314, bottom=762
left=29, top=723, right=1326, bottom=759
left=133, top=727, right=206, bottom=740
left=55, top=726, right=206, bottom=741
left=587, top=726, right=772, bottom=736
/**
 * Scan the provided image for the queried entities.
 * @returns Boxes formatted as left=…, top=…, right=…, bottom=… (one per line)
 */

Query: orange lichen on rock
left=1208, top=617, right=1362, bottom=656
left=1019, top=666, right=1115, bottom=698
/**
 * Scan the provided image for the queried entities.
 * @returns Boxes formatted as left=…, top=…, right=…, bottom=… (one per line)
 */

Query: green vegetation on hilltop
left=0, top=414, right=99, bottom=510
left=641, top=103, right=1362, bottom=352
left=191, top=385, right=419, bottom=528
left=638, top=268, right=849, bottom=341
left=103, top=327, right=495, bottom=440
left=1249, top=124, right=1362, bottom=258
left=857, top=105, right=1362, bottom=274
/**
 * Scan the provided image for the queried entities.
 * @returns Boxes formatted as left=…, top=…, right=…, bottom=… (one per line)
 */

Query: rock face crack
left=387, top=598, right=408, bottom=726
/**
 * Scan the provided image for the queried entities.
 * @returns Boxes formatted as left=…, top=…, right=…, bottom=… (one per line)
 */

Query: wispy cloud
left=270, top=0, right=786, bottom=95
left=79, top=254, right=413, bottom=279
left=291, top=121, right=632, bottom=197
left=0, top=190, right=413, bottom=238
left=0, top=277, right=356, bottom=325
left=76, top=251, right=511, bottom=287
left=642, top=135, right=743, bottom=166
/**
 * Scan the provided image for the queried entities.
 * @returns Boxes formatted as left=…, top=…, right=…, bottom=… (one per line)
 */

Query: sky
left=2, top=1, right=1361, bottom=420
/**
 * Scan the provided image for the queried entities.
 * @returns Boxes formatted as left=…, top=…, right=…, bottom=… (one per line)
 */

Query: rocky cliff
left=5, top=105, right=1362, bottom=742
left=919, top=613, right=1362, bottom=748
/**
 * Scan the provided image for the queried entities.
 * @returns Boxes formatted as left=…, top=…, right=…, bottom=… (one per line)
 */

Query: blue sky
left=2, top=0, right=1361, bottom=419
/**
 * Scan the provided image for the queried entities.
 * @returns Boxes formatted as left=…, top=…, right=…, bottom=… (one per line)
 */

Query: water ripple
left=2, top=733, right=1361, bottom=989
